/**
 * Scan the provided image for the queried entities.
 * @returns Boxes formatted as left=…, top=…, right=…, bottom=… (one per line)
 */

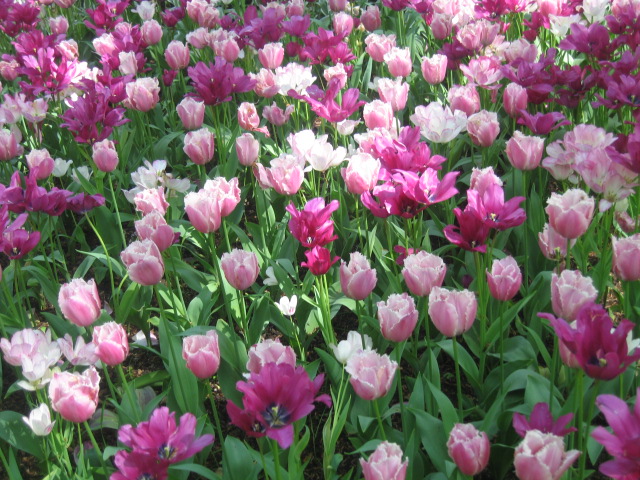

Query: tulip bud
left=377, top=293, right=419, bottom=342
left=220, top=249, right=260, bottom=290
left=92, top=139, right=119, bottom=172
left=120, top=239, right=165, bottom=285
left=58, top=278, right=102, bottom=327
left=612, top=234, right=640, bottom=281
left=340, top=252, right=377, bottom=300
left=360, top=442, right=408, bottom=480
left=176, top=97, right=205, bottom=130
left=447, top=423, right=491, bottom=476
left=184, top=127, right=215, bottom=165
left=428, top=287, right=477, bottom=337
left=402, top=251, right=446, bottom=297
left=236, top=133, right=260, bottom=166
left=514, top=430, right=580, bottom=480
left=182, top=330, right=220, bottom=378
left=486, top=256, right=522, bottom=301
left=93, top=322, right=129, bottom=366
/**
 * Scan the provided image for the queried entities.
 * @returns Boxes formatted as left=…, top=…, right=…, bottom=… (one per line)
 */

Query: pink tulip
left=246, top=338, right=297, bottom=375
left=514, top=430, right=580, bottom=480
left=377, top=293, right=419, bottom=342
left=49, top=16, right=69, bottom=35
left=448, top=84, right=481, bottom=117
left=365, top=33, right=396, bottom=63
left=58, top=278, right=101, bottom=327
left=384, top=47, right=412, bottom=78
left=118, top=51, right=138, bottom=76
left=377, top=78, right=409, bottom=112
left=48, top=367, right=100, bottom=423
left=165, top=41, right=190, bottom=70
left=551, top=270, right=598, bottom=322
left=329, top=0, right=347, bottom=11
left=612, top=234, right=640, bottom=281
left=447, top=423, right=491, bottom=476
left=184, top=127, right=215, bottom=165
left=120, top=239, right=165, bottom=286
left=258, top=43, right=284, bottom=69
left=486, top=256, right=522, bottom=301
left=125, top=77, right=160, bottom=112
left=141, top=19, right=163, bottom=45
left=135, top=211, right=178, bottom=252
left=182, top=330, right=220, bottom=378
left=238, top=102, right=262, bottom=132
left=467, top=110, right=500, bottom=147
left=333, top=13, right=354, bottom=37
left=538, top=223, right=575, bottom=260
left=346, top=350, right=398, bottom=400
left=470, top=166, right=503, bottom=197
left=363, top=100, right=394, bottom=131
left=176, top=97, right=205, bottom=130
left=360, top=6, right=381, bottom=31
left=360, top=441, right=408, bottom=480
left=504, top=83, right=528, bottom=118
left=204, top=177, right=241, bottom=217
left=0, top=127, right=23, bottom=161
left=134, top=187, right=169, bottom=216
left=26, top=148, right=54, bottom=180
left=428, top=287, right=477, bottom=337
left=402, top=251, right=446, bottom=297
left=221, top=249, right=260, bottom=290
left=93, top=322, right=129, bottom=366
left=263, top=103, right=294, bottom=126
left=341, top=152, right=380, bottom=195
left=421, top=54, right=448, bottom=84
left=184, top=178, right=240, bottom=233
left=545, top=189, right=595, bottom=239
left=236, top=133, right=260, bottom=166
left=253, top=154, right=305, bottom=196
left=340, top=252, right=377, bottom=300
left=92, top=139, right=119, bottom=172
left=506, top=132, right=544, bottom=171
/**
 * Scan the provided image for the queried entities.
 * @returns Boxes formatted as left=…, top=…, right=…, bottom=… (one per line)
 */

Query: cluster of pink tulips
left=2, top=0, right=640, bottom=478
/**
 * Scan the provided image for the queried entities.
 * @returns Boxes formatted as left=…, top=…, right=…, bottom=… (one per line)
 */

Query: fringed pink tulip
left=428, top=287, right=477, bottom=337
left=447, top=423, right=491, bottom=476
left=340, top=252, right=377, bottom=300
left=58, top=278, right=101, bottom=327
left=182, top=330, right=220, bottom=378
left=377, top=293, right=419, bottom=342
left=93, top=322, right=129, bottom=366
left=220, top=249, right=260, bottom=290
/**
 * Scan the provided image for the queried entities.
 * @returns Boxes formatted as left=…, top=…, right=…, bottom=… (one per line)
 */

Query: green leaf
left=425, top=377, right=458, bottom=433
left=171, top=463, right=221, bottom=480
left=411, top=408, right=447, bottom=473
left=437, top=339, right=480, bottom=392
left=223, top=436, right=261, bottom=480
left=0, top=411, right=44, bottom=459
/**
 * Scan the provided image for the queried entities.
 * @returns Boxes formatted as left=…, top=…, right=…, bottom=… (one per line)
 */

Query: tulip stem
left=373, top=398, right=387, bottom=441
left=452, top=335, right=464, bottom=419
left=83, top=421, right=108, bottom=475
left=207, top=382, right=230, bottom=472
left=85, top=214, right=116, bottom=306
left=578, top=380, right=600, bottom=479
left=107, top=174, right=127, bottom=250
left=116, top=364, right=141, bottom=423
left=271, top=439, right=283, bottom=480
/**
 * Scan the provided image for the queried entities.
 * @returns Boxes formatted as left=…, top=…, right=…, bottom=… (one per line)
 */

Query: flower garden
left=1, top=0, right=640, bottom=478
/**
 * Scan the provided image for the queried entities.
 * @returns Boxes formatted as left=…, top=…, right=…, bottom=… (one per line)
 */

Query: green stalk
left=373, top=398, right=387, bottom=441
left=452, top=335, right=464, bottom=419
left=83, top=421, right=108, bottom=476
left=271, top=439, right=283, bottom=480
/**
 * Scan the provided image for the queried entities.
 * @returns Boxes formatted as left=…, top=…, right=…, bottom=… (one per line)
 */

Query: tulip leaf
left=170, top=463, right=221, bottom=480
left=411, top=408, right=447, bottom=473
left=224, top=436, right=261, bottom=480
left=425, top=377, right=459, bottom=433
left=0, top=411, right=44, bottom=459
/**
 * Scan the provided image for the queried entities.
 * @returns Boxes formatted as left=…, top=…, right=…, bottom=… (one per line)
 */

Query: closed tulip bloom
left=506, top=131, right=544, bottom=171
left=203, top=177, right=241, bottom=217
left=258, top=43, right=284, bottom=69
left=182, top=330, right=220, bottom=378
left=612, top=234, right=640, bottom=281
left=246, top=338, right=297, bottom=375
left=363, top=100, right=394, bottom=131
left=23, top=404, right=55, bottom=436
left=184, top=127, right=215, bottom=165
left=48, top=367, right=100, bottom=423
left=236, top=133, right=260, bottom=166
left=0, top=127, right=23, bottom=161
left=331, top=331, right=373, bottom=364
left=141, top=19, right=163, bottom=45
left=92, top=139, right=119, bottom=172
left=360, top=441, right=408, bottom=480
left=402, top=251, right=446, bottom=297
left=340, top=252, right=377, bottom=300
left=121, top=239, right=165, bottom=286
left=360, top=6, right=381, bottom=32
left=165, top=41, right=190, bottom=70
left=447, top=423, right=491, bottom=476
left=514, top=430, right=580, bottom=480
left=93, top=322, right=129, bottom=366
left=377, top=293, right=419, bottom=342
left=302, top=246, right=340, bottom=276
left=467, top=110, right=500, bottom=147
left=333, top=13, right=354, bottom=37
left=134, top=187, right=169, bottom=216
left=421, top=54, right=448, bottom=84
left=376, top=78, right=409, bottom=112
left=58, top=278, right=102, bottom=327
left=503, top=83, right=528, bottom=118
left=49, top=16, right=69, bottom=35
left=428, top=287, right=477, bottom=337
left=448, top=84, right=481, bottom=117
left=176, top=97, right=205, bottom=130
left=221, top=249, right=260, bottom=290
left=384, top=47, right=412, bottom=78
left=184, top=177, right=238, bottom=233
left=341, top=152, right=380, bottom=195
left=538, top=223, right=575, bottom=260
left=125, top=77, right=160, bottom=112
left=135, top=211, right=178, bottom=252
left=486, top=256, right=522, bottom=301
left=545, top=189, right=595, bottom=239
left=346, top=350, right=398, bottom=400
left=26, top=148, right=54, bottom=180
left=551, top=270, right=597, bottom=322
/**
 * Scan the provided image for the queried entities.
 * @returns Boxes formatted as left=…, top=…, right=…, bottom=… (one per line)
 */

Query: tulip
left=125, top=77, right=160, bottom=112
left=182, top=330, right=220, bottom=378
left=545, top=189, right=595, bottom=239
left=346, top=350, right=398, bottom=400
left=503, top=83, right=528, bottom=118
left=58, top=278, right=102, bottom=327
left=360, top=441, right=408, bottom=480
left=92, top=139, right=119, bottom=172
left=402, top=251, right=446, bottom=297
left=141, top=19, right=163, bottom=45
left=428, top=287, right=477, bottom=337
left=551, top=270, right=597, bottom=322
left=0, top=127, right=23, bottom=161
left=26, top=148, right=54, bottom=180
left=448, top=84, right=481, bottom=117
left=177, top=97, right=205, bottom=130
left=340, top=252, right=377, bottom=300
left=487, top=256, right=522, bottom=301
left=612, top=234, right=640, bottom=281
left=365, top=33, right=396, bottom=63
left=538, top=223, right=575, bottom=260
left=165, top=41, right=190, bottom=70
left=120, top=239, right=165, bottom=286
left=134, top=187, right=169, bottom=216
left=384, top=47, right=412, bottom=78
left=118, top=51, right=138, bottom=76
left=341, top=152, right=380, bottom=195
left=246, top=338, right=296, bottom=375
left=93, top=322, right=129, bottom=366
left=236, top=133, right=260, bottom=166
left=48, top=367, right=100, bottom=423
left=514, top=430, right=580, bottom=480
left=331, top=331, right=373, bottom=364
left=23, top=404, right=56, bottom=436
left=301, top=246, right=340, bottom=276
left=183, top=127, right=215, bottom=165
left=447, top=423, right=491, bottom=476
left=467, top=110, right=500, bottom=147
left=506, top=131, right=545, bottom=171
left=376, top=78, right=409, bottom=112
left=332, top=13, right=354, bottom=37
left=377, top=293, right=419, bottom=342
left=421, top=54, right=448, bottom=84
left=220, top=249, right=260, bottom=290
left=135, top=211, right=178, bottom=252
left=258, top=43, right=284, bottom=69
left=360, top=6, right=381, bottom=31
